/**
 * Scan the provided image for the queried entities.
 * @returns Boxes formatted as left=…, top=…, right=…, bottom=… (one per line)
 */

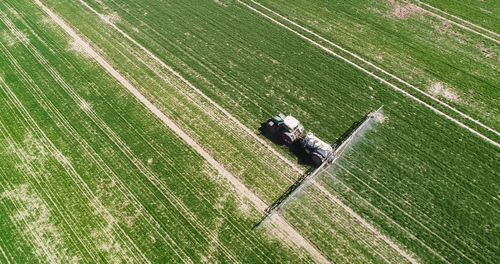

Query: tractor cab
left=281, top=115, right=304, bottom=144
left=266, top=113, right=305, bottom=144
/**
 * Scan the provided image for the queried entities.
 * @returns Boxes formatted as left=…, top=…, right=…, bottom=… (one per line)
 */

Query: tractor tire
left=310, top=152, right=324, bottom=167
left=282, top=132, right=294, bottom=145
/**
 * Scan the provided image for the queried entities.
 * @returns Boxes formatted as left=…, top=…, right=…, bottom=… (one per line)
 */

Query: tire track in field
left=0, top=76, right=149, bottom=263
left=239, top=0, right=500, bottom=147
left=0, top=8, right=237, bottom=262
left=71, top=0, right=418, bottom=261
left=0, top=232, right=11, bottom=264
left=0, top=99, right=101, bottom=262
left=335, top=161, right=488, bottom=261
left=412, top=0, right=500, bottom=43
left=0, top=102, right=100, bottom=262
left=0, top=36, right=192, bottom=262
left=321, top=167, right=450, bottom=263
left=35, top=1, right=329, bottom=262
left=11, top=4, right=289, bottom=261
left=71, top=0, right=423, bottom=262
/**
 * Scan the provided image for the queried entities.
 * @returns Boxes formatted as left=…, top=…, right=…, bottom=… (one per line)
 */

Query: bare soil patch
left=478, top=43, right=498, bottom=59
left=1, top=184, right=71, bottom=263
left=389, top=0, right=425, bottom=20
left=69, top=39, right=91, bottom=58
left=373, top=110, right=388, bottom=123
left=102, top=12, right=120, bottom=24
left=428, top=82, right=460, bottom=102
left=213, top=0, right=228, bottom=7
left=1, top=30, right=29, bottom=46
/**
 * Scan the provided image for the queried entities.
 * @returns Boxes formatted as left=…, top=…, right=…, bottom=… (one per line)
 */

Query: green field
left=0, top=0, right=498, bottom=263
left=414, top=0, right=500, bottom=31
left=251, top=0, right=500, bottom=133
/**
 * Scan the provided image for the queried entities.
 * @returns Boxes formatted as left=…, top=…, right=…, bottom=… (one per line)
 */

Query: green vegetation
left=418, top=0, right=500, bottom=31
left=0, top=1, right=314, bottom=262
left=252, top=0, right=500, bottom=132
left=1, top=0, right=498, bottom=263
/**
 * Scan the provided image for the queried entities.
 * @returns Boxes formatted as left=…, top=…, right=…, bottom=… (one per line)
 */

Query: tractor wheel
left=310, top=152, right=324, bottom=167
left=282, top=132, right=294, bottom=145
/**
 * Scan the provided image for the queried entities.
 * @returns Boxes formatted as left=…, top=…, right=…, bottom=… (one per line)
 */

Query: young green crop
left=2, top=0, right=498, bottom=262
left=45, top=0, right=499, bottom=262
left=0, top=1, right=318, bottom=262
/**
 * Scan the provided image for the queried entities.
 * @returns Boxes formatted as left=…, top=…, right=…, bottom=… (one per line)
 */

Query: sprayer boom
left=255, top=106, right=383, bottom=229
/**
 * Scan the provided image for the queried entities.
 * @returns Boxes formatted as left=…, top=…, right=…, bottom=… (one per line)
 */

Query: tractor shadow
left=258, top=122, right=314, bottom=166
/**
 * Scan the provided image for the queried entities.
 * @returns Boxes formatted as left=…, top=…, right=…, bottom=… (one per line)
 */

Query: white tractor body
left=283, top=116, right=300, bottom=131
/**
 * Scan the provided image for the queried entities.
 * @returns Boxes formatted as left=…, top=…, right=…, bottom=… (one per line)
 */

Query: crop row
left=0, top=1, right=315, bottom=262
left=53, top=0, right=499, bottom=262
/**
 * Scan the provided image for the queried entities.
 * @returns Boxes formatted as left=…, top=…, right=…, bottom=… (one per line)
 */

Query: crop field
left=0, top=0, right=498, bottom=263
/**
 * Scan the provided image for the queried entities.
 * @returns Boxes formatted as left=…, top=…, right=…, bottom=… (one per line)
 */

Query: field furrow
left=1, top=0, right=497, bottom=262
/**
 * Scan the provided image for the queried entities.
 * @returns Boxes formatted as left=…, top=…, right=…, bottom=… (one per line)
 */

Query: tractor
left=265, top=114, right=335, bottom=166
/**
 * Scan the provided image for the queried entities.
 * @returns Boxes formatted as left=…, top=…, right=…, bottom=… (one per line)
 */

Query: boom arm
left=254, top=106, right=383, bottom=229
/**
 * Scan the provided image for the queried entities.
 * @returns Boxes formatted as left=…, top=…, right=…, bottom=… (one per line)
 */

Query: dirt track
left=36, top=1, right=329, bottom=262
left=239, top=0, right=500, bottom=148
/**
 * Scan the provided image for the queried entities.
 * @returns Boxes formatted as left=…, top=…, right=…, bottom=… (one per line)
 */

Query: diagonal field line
left=71, top=0, right=419, bottom=262
left=313, top=183, right=420, bottom=263
left=0, top=76, right=150, bottom=263
left=70, top=0, right=490, bottom=261
left=73, top=0, right=303, bottom=175
left=238, top=0, right=500, bottom=149
left=242, top=0, right=500, bottom=138
left=413, top=0, right=500, bottom=43
left=0, top=240, right=10, bottom=264
left=35, top=1, right=329, bottom=262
